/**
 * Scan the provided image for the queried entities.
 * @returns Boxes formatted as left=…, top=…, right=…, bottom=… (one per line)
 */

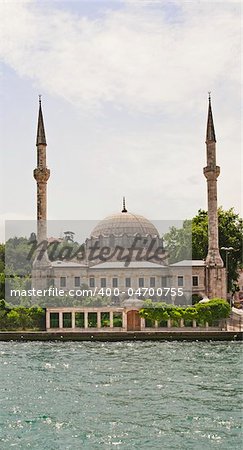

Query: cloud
left=0, top=1, right=240, bottom=114
left=0, top=0, right=241, bottom=244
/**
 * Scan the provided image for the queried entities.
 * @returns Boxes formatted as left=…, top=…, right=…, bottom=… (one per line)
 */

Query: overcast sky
left=0, top=0, right=241, bottom=242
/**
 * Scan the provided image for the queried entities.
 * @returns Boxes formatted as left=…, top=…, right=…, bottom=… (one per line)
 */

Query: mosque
left=31, top=95, right=226, bottom=330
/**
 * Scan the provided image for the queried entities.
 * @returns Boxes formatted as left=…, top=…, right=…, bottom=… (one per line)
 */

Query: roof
left=51, top=261, right=87, bottom=268
left=50, top=260, right=204, bottom=269
left=170, top=260, right=205, bottom=267
left=90, top=261, right=167, bottom=269
left=90, top=211, right=159, bottom=238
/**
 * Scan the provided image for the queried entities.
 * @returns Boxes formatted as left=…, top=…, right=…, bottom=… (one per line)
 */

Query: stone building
left=32, top=95, right=226, bottom=305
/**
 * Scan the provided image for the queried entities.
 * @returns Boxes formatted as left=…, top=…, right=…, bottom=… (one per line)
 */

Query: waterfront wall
left=0, top=331, right=242, bottom=342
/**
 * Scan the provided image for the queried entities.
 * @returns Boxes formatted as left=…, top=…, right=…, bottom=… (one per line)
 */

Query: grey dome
left=90, top=212, right=159, bottom=238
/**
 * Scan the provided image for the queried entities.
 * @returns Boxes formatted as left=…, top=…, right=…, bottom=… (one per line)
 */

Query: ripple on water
left=0, top=341, right=242, bottom=449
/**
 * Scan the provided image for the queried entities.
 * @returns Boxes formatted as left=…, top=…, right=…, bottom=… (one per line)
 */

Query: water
left=0, top=341, right=242, bottom=449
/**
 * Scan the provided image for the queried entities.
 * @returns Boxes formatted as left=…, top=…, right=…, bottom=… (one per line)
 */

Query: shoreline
left=0, top=330, right=242, bottom=342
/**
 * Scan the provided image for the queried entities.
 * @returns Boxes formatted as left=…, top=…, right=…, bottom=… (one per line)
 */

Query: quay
left=0, top=330, right=242, bottom=342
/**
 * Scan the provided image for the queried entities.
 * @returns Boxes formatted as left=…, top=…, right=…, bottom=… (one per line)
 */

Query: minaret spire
left=122, top=196, right=127, bottom=213
left=206, top=92, right=216, bottom=143
left=36, top=95, right=47, bottom=146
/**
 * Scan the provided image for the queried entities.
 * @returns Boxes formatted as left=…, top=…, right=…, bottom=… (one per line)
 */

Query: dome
left=90, top=211, right=159, bottom=238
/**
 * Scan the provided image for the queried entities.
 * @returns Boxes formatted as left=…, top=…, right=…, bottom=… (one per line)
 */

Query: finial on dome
left=122, top=196, right=127, bottom=213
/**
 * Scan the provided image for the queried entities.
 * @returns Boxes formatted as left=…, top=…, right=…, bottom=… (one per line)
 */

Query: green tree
left=5, top=237, right=33, bottom=276
left=183, top=306, right=198, bottom=326
left=28, top=306, right=46, bottom=329
left=0, top=310, right=8, bottom=329
left=163, top=220, right=193, bottom=262
left=207, top=298, right=230, bottom=323
left=5, top=273, right=31, bottom=306
left=0, top=244, right=5, bottom=299
left=0, top=244, right=4, bottom=272
left=164, top=208, right=243, bottom=289
left=168, top=308, right=182, bottom=326
left=195, top=303, right=212, bottom=326
left=7, top=310, right=20, bottom=330
left=14, top=307, right=33, bottom=330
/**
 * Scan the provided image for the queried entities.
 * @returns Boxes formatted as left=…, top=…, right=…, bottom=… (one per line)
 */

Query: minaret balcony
left=203, top=165, right=220, bottom=179
left=33, top=167, right=50, bottom=183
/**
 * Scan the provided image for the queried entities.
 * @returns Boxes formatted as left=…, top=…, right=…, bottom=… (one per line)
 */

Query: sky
left=0, top=0, right=241, bottom=242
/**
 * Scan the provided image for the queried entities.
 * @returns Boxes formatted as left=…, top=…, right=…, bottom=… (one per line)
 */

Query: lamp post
left=220, top=246, right=234, bottom=304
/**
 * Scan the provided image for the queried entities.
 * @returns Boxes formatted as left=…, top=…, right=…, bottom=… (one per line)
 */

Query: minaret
left=203, top=94, right=223, bottom=268
left=203, top=94, right=226, bottom=299
left=33, top=96, right=50, bottom=244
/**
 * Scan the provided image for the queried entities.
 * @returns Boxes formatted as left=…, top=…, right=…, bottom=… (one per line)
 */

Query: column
left=97, top=311, right=101, bottom=329
left=84, top=312, right=88, bottom=329
left=155, top=320, right=158, bottom=328
left=59, top=311, right=63, bottom=329
left=193, top=319, right=197, bottom=328
left=122, top=311, right=127, bottom=330
left=167, top=319, right=171, bottom=328
left=180, top=318, right=184, bottom=328
left=46, top=310, right=50, bottom=330
left=140, top=317, right=145, bottom=330
left=71, top=311, right=75, bottom=330
left=109, top=311, right=113, bottom=328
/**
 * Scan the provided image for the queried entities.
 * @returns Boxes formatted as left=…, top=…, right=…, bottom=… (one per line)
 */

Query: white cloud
left=0, top=1, right=240, bottom=113
left=0, top=0, right=241, bottom=243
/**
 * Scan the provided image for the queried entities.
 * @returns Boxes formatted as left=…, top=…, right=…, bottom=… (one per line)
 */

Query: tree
left=7, top=310, right=20, bottom=329
left=206, top=298, right=230, bottom=323
left=5, top=237, right=33, bottom=276
left=15, top=307, right=32, bottom=330
left=0, top=244, right=4, bottom=299
left=183, top=307, right=198, bottom=325
left=168, top=308, right=182, bottom=326
left=28, top=306, right=46, bottom=329
left=163, top=220, right=193, bottom=262
left=0, top=310, right=7, bottom=329
left=164, top=208, right=243, bottom=289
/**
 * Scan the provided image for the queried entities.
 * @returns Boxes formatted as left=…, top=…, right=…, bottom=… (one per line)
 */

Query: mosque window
left=50, top=312, right=59, bottom=328
left=150, top=277, right=155, bottom=287
left=161, top=276, right=167, bottom=287
left=74, top=276, right=80, bottom=287
left=139, top=278, right=144, bottom=287
left=63, top=312, right=72, bottom=328
left=178, top=276, right=184, bottom=287
left=192, top=276, right=199, bottom=287
left=112, top=278, right=118, bottom=287
left=75, top=312, right=84, bottom=328
left=101, top=278, right=106, bottom=287
left=60, top=277, right=66, bottom=288
left=125, top=278, right=131, bottom=288
left=89, top=277, right=95, bottom=287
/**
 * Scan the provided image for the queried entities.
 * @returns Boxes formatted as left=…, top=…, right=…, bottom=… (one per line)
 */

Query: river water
left=0, top=341, right=242, bottom=449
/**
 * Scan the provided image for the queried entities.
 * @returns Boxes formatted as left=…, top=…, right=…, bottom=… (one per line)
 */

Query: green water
left=0, top=341, right=242, bottom=449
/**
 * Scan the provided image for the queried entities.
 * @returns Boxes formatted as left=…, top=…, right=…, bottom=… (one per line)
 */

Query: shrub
left=28, top=306, right=46, bottom=329
left=0, top=310, right=8, bottom=329
left=7, top=310, right=20, bottom=329
left=195, top=303, right=212, bottom=325
left=184, top=307, right=198, bottom=322
left=207, top=298, right=230, bottom=324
